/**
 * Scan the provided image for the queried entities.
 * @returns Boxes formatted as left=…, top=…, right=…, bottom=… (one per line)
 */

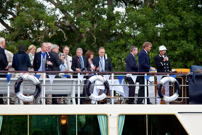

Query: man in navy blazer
left=137, top=42, right=156, bottom=104
left=125, top=46, right=139, bottom=104
left=33, top=42, right=53, bottom=71
left=93, top=47, right=113, bottom=72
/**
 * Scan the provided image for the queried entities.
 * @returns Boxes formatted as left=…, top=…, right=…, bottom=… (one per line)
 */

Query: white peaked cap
left=159, top=45, right=167, bottom=51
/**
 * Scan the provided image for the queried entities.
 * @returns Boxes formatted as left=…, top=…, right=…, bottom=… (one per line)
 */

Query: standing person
left=154, top=45, right=171, bottom=104
left=137, top=42, right=156, bottom=104
left=85, top=50, right=95, bottom=72
left=59, top=46, right=73, bottom=76
left=50, top=44, right=62, bottom=72
left=5, top=49, right=15, bottom=76
left=5, top=49, right=13, bottom=69
left=12, top=45, right=31, bottom=71
left=33, top=42, right=53, bottom=104
left=71, top=48, right=90, bottom=72
left=71, top=48, right=90, bottom=104
left=26, top=45, right=36, bottom=70
left=50, top=44, right=63, bottom=104
left=125, top=46, right=139, bottom=104
left=47, top=42, right=52, bottom=53
left=33, top=42, right=53, bottom=72
left=0, top=37, right=8, bottom=104
left=154, top=45, right=171, bottom=73
left=93, top=47, right=113, bottom=72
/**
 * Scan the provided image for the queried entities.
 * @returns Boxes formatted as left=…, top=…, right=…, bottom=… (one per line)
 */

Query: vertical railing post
left=111, top=73, right=114, bottom=105
left=78, top=72, right=80, bottom=105
left=7, top=73, right=10, bottom=105
left=42, top=73, right=46, bottom=105
left=72, top=81, right=76, bottom=104
left=144, top=73, right=147, bottom=105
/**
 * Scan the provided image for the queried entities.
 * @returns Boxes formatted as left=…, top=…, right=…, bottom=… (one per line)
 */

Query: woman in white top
left=26, top=45, right=36, bottom=71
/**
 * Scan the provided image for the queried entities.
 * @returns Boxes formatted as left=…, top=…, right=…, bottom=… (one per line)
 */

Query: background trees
left=0, top=0, right=201, bottom=71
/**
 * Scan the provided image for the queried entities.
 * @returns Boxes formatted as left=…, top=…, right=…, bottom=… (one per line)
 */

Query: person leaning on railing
left=137, top=42, right=156, bottom=104
left=125, top=46, right=139, bottom=104
left=71, top=47, right=90, bottom=104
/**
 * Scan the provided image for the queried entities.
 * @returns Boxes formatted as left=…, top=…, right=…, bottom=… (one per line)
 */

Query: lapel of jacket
left=38, top=52, right=41, bottom=64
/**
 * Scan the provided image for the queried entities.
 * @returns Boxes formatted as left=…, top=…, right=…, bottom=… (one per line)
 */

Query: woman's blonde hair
left=26, top=45, right=36, bottom=54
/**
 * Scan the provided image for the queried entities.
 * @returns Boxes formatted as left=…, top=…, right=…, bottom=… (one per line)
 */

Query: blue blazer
left=12, top=52, right=31, bottom=71
left=138, top=49, right=150, bottom=72
left=125, top=53, right=138, bottom=72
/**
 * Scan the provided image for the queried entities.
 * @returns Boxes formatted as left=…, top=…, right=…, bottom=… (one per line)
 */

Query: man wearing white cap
left=154, top=45, right=171, bottom=104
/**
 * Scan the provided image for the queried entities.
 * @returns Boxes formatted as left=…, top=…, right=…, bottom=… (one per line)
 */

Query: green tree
left=0, top=0, right=202, bottom=70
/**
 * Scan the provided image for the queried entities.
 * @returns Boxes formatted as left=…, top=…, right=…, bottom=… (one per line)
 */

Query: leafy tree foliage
left=0, top=0, right=201, bottom=70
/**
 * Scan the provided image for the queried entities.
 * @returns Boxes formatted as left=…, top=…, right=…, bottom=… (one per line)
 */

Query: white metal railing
left=0, top=71, right=189, bottom=105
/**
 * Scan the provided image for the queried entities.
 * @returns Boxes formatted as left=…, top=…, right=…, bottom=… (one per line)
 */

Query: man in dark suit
left=50, top=44, right=62, bottom=72
left=33, top=42, right=54, bottom=104
left=50, top=44, right=62, bottom=104
left=0, top=37, right=8, bottom=104
left=137, top=42, right=156, bottom=104
left=33, top=42, right=53, bottom=72
left=71, top=48, right=90, bottom=104
left=92, top=47, right=113, bottom=104
left=93, top=47, right=113, bottom=72
left=125, top=46, right=139, bottom=104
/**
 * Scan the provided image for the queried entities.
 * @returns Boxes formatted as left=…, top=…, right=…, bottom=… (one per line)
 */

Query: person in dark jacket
left=50, top=44, right=62, bottom=72
left=33, top=42, right=53, bottom=72
left=154, top=45, right=171, bottom=73
left=93, top=47, right=113, bottom=72
left=71, top=48, right=90, bottom=104
left=12, top=45, right=31, bottom=71
left=137, top=42, right=156, bottom=104
left=154, top=45, right=171, bottom=104
left=125, top=46, right=139, bottom=104
left=50, top=44, right=62, bottom=104
left=0, top=37, right=8, bottom=104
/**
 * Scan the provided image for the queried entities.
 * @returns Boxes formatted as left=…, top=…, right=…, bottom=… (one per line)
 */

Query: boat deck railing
left=0, top=71, right=190, bottom=105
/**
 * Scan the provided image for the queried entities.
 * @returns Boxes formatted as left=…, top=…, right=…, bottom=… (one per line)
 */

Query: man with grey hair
left=46, top=42, right=52, bottom=53
left=0, top=37, right=8, bottom=104
left=125, top=46, right=139, bottom=104
left=50, top=44, right=61, bottom=71
left=71, top=48, right=90, bottom=72
left=93, top=47, right=113, bottom=72
left=51, top=44, right=59, bottom=53
left=50, top=44, right=62, bottom=104
left=71, top=47, right=90, bottom=104
left=33, top=42, right=53, bottom=71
